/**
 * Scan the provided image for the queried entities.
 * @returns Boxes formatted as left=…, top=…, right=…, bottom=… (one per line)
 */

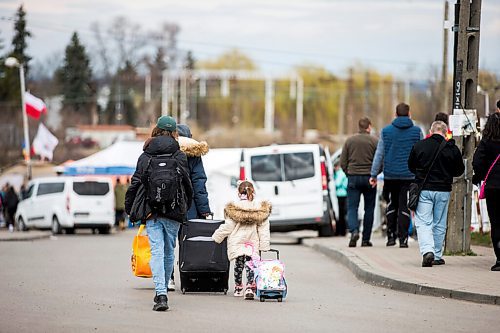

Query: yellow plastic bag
left=131, top=225, right=152, bottom=278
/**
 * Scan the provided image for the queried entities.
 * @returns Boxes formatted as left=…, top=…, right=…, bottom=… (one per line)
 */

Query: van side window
left=251, top=154, right=282, bottom=181
left=284, top=152, right=315, bottom=181
left=36, top=183, right=65, bottom=196
left=73, top=181, right=110, bottom=195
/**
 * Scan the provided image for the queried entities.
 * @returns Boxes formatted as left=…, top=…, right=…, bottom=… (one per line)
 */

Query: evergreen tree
left=58, top=32, right=93, bottom=115
left=10, top=4, right=32, bottom=74
left=0, top=5, right=32, bottom=103
left=185, top=51, right=195, bottom=70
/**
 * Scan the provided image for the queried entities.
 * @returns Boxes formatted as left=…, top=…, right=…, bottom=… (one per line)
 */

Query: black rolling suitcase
left=179, top=218, right=230, bottom=294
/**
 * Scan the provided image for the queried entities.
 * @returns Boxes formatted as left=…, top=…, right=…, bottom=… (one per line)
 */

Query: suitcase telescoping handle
left=259, top=249, right=279, bottom=260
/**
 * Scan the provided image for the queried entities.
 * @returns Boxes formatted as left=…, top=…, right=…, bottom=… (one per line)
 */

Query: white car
left=239, top=144, right=335, bottom=237
left=15, top=176, right=115, bottom=234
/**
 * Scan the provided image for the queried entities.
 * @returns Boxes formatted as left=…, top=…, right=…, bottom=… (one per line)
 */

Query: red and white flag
left=25, top=92, right=47, bottom=119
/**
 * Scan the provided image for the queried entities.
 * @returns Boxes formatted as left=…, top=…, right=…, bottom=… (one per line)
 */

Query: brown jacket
left=340, top=132, right=378, bottom=175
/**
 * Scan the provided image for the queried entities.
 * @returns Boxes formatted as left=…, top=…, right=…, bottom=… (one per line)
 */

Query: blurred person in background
left=370, top=103, right=423, bottom=248
left=408, top=121, right=464, bottom=267
left=114, top=178, right=127, bottom=230
left=333, top=161, right=347, bottom=236
left=340, top=117, right=378, bottom=247
left=473, top=113, right=500, bottom=271
left=4, top=186, right=19, bottom=232
left=426, top=113, right=452, bottom=140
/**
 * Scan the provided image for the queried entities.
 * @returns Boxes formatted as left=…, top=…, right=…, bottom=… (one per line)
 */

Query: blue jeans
left=347, top=175, right=376, bottom=241
left=414, top=190, right=450, bottom=260
left=146, top=218, right=180, bottom=296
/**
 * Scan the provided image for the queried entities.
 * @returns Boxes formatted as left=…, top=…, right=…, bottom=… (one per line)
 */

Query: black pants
left=383, top=179, right=412, bottom=243
left=486, top=189, right=500, bottom=262
left=115, top=209, right=124, bottom=226
left=234, top=255, right=254, bottom=286
left=335, top=197, right=347, bottom=236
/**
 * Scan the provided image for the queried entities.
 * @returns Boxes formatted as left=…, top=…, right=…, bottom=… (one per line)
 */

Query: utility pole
left=347, top=68, right=355, bottom=134
left=441, top=0, right=450, bottom=113
left=364, top=71, right=370, bottom=117
left=338, top=90, right=345, bottom=136
left=445, top=0, right=482, bottom=255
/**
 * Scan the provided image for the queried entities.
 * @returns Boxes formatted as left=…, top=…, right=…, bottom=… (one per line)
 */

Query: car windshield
left=72, top=181, right=109, bottom=196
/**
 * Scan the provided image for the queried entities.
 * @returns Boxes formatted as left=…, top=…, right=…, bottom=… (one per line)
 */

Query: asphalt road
left=0, top=230, right=498, bottom=333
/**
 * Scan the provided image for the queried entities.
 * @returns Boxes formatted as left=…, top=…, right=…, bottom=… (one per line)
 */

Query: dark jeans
left=335, top=197, right=347, bottom=236
left=383, top=179, right=412, bottom=243
left=115, top=209, right=124, bottom=226
left=347, top=175, right=376, bottom=241
left=485, top=188, right=500, bottom=262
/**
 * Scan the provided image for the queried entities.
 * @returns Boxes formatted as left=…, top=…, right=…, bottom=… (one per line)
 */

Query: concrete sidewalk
left=301, top=234, right=499, bottom=305
left=0, top=229, right=52, bottom=241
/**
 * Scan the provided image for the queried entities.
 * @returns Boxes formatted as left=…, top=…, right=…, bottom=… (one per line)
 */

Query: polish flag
left=25, top=92, right=47, bottom=119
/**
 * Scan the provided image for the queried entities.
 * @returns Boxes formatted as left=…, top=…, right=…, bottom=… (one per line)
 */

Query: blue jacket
left=177, top=124, right=211, bottom=219
left=371, top=117, right=422, bottom=180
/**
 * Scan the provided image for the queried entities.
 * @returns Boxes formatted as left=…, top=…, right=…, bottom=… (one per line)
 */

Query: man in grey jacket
left=340, top=117, right=379, bottom=247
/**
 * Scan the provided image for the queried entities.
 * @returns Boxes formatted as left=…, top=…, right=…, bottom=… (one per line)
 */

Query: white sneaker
left=244, top=287, right=254, bottom=300
left=8, top=225, right=14, bottom=233
left=167, top=279, right=175, bottom=291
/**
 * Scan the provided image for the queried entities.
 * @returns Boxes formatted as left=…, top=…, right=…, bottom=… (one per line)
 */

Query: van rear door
left=246, top=145, right=323, bottom=222
left=71, top=179, right=114, bottom=225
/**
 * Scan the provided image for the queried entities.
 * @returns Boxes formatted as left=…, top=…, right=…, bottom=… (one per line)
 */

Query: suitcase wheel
left=224, top=289, right=228, bottom=295
left=260, top=296, right=265, bottom=302
left=277, top=297, right=283, bottom=302
left=181, top=288, right=186, bottom=295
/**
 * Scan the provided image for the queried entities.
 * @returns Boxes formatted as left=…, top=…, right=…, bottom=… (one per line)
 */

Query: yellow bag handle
left=133, top=225, right=146, bottom=253
left=137, top=224, right=145, bottom=236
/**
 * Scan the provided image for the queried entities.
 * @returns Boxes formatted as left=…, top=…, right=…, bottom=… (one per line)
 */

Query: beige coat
left=212, top=200, right=272, bottom=260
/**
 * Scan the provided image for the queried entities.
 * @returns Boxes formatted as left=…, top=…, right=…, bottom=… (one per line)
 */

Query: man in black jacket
left=408, top=121, right=464, bottom=267
left=125, top=116, right=193, bottom=311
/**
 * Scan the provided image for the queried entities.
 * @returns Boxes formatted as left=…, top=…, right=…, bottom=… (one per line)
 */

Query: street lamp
left=5, top=56, right=31, bottom=180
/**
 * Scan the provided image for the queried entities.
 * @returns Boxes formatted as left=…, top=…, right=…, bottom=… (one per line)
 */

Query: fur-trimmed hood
left=224, top=200, right=272, bottom=225
left=178, top=136, right=209, bottom=157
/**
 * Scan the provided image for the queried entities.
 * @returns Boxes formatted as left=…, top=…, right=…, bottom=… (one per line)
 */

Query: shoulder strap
left=483, top=154, right=500, bottom=183
left=421, top=139, right=447, bottom=187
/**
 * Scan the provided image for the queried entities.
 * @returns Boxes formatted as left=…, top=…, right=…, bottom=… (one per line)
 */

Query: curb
left=0, top=232, right=52, bottom=242
left=303, top=240, right=499, bottom=306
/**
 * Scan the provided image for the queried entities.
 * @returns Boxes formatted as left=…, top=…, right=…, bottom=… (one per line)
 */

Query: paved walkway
left=0, top=229, right=52, bottom=241
left=299, top=233, right=499, bottom=305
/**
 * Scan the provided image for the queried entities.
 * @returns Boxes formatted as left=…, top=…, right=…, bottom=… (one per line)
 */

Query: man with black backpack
left=408, top=121, right=464, bottom=267
left=125, top=116, right=193, bottom=311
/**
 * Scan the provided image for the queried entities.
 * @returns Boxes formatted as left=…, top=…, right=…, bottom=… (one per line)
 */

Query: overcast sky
left=0, top=0, right=499, bottom=79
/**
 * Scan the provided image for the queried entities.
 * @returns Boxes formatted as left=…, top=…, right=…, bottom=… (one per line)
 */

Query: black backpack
left=143, top=152, right=185, bottom=215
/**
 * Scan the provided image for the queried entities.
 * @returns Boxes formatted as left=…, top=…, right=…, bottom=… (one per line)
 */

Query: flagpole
left=19, top=63, right=31, bottom=180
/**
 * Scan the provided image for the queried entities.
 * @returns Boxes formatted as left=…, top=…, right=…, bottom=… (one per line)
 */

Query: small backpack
left=143, top=152, right=185, bottom=215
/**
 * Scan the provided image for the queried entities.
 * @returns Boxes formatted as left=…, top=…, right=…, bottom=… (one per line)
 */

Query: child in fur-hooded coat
left=212, top=181, right=271, bottom=298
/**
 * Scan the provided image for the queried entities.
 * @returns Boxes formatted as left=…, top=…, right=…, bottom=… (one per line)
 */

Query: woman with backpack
left=125, top=116, right=193, bottom=311
left=473, top=113, right=500, bottom=271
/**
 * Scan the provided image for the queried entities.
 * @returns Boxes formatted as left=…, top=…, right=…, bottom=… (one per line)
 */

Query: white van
left=15, top=176, right=115, bottom=234
left=239, top=144, right=334, bottom=237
